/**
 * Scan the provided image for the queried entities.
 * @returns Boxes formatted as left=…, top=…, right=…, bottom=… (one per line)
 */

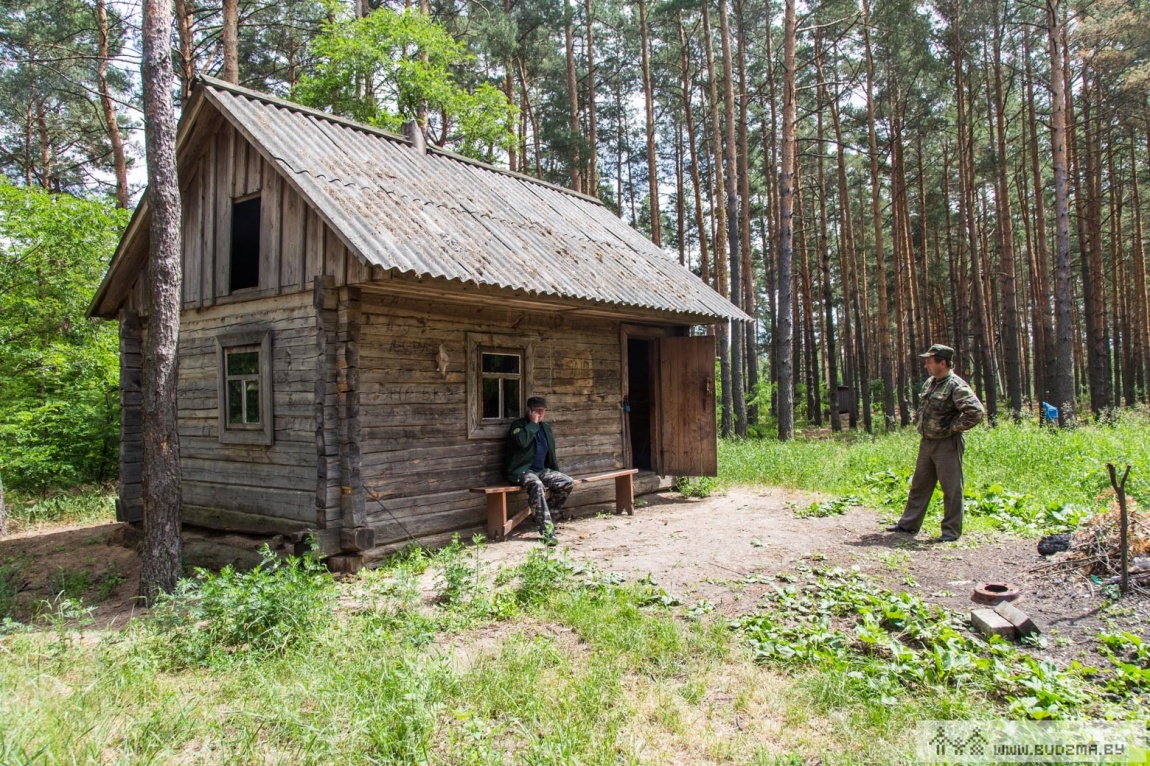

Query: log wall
left=176, top=291, right=320, bottom=532
left=356, top=289, right=628, bottom=545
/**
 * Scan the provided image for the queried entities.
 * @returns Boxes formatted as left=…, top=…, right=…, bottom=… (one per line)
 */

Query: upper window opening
left=230, top=196, right=261, bottom=291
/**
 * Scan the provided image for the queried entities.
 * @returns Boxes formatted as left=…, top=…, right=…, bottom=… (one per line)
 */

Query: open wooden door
left=654, top=335, right=718, bottom=476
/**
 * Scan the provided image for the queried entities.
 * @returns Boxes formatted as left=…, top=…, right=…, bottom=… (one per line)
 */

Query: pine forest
left=3, top=0, right=1150, bottom=459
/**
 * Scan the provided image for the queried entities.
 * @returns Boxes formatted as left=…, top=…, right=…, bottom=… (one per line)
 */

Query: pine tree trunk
left=702, top=2, right=732, bottom=437
left=140, top=0, right=184, bottom=602
left=639, top=0, right=660, bottom=245
left=175, top=0, right=195, bottom=102
left=95, top=0, right=129, bottom=209
left=678, top=11, right=710, bottom=287
left=735, top=0, right=758, bottom=423
left=1047, top=0, right=1075, bottom=422
left=828, top=55, right=858, bottom=428
left=564, top=19, right=582, bottom=193
left=992, top=0, right=1022, bottom=417
left=222, top=0, right=239, bottom=84
left=718, top=0, right=746, bottom=436
left=777, top=0, right=796, bottom=440
left=815, top=35, right=838, bottom=431
left=1132, top=131, right=1150, bottom=402
left=862, top=0, right=894, bottom=431
left=584, top=0, right=597, bottom=193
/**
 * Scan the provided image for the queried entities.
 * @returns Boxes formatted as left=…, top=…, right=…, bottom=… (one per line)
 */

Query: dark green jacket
left=504, top=417, right=560, bottom=483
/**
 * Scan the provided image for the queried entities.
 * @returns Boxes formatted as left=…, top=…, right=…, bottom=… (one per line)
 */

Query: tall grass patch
left=721, top=412, right=1150, bottom=522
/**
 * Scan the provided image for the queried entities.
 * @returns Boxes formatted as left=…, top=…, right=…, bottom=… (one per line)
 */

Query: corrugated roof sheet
left=202, top=78, right=747, bottom=322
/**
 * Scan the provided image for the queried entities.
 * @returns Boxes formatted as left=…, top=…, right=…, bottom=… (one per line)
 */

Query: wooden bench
left=470, top=468, right=639, bottom=542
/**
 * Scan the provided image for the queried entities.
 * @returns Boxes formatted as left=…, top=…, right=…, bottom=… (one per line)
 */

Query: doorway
left=627, top=339, right=654, bottom=471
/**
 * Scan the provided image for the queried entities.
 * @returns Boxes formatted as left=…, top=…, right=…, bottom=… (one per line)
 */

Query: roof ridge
left=194, top=75, right=607, bottom=208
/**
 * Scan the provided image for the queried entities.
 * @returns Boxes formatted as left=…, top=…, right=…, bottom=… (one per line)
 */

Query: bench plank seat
left=470, top=468, right=638, bottom=541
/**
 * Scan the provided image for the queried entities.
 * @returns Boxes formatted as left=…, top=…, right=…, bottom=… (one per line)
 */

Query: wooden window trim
left=216, top=329, right=274, bottom=445
left=466, top=332, right=534, bottom=440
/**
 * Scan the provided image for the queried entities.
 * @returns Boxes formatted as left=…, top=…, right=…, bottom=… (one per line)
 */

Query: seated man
left=505, top=396, right=574, bottom=545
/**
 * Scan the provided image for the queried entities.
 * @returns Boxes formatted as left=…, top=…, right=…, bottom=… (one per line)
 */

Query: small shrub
left=674, top=476, right=720, bottom=499
left=511, top=547, right=573, bottom=606
left=0, top=558, right=22, bottom=620
left=49, top=567, right=92, bottom=600
left=795, top=495, right=861, bottom=519
left=140, top=546, right=333, bottom=668
left=434, top=534, right=488, bottom=609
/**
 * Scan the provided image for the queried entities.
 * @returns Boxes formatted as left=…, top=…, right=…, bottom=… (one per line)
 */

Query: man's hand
left=528, top=409, right=545, bottom=424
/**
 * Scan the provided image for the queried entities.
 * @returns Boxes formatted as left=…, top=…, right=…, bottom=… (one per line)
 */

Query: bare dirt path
left=482, top=487, right=1149, bottom=666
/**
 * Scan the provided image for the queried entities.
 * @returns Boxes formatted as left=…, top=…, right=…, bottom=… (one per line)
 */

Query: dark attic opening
left=230, top=195, right=261, bottom=291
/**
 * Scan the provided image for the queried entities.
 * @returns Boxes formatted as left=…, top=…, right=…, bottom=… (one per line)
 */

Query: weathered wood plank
left=214, top=127, right=234, bottom=299
left=304, top=207, right=324, bottom=285
left=281, top=184, right=305, bottom=289
left=182, top=482, right=315, bottom=522
left=261, top=161, right=282, bottom=294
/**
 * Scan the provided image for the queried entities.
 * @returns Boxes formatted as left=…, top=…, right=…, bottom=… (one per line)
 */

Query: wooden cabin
left=89, top=77, right=747, bottom=566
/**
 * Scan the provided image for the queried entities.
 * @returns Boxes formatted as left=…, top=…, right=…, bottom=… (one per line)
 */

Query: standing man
left=505, top=396, right=574, bottom=546
left=887, top=344, right=985, bottom=542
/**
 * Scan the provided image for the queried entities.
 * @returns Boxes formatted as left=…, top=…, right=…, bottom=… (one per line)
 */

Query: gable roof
left=91, top=77, right=748, bottom=323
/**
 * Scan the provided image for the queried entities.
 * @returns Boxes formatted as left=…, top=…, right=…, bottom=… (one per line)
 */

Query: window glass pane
left=503, top=379, right=520, bottom=419
left=482, top=353, right=520, bottom=374
left=482, top=377, right=500, bottom=419
left=245, top=380, right=261, bottom=424
left=227, top=380, right=243, bottom=424
left=227, top=350, right=259, bottom=376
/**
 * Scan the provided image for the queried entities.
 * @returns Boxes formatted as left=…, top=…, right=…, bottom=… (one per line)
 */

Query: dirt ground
left=2, top=486, right=1147, bottom=666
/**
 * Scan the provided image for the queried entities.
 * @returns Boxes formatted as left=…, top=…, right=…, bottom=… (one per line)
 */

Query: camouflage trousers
left=518, top=469, right=575, bottom=531
left=897, top=433, right=965, bottom=539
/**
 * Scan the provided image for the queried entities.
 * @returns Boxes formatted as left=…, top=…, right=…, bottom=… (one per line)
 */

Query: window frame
left=216, top=329, right=274, bottom=445
left=466, top=332, right=534, bottom=440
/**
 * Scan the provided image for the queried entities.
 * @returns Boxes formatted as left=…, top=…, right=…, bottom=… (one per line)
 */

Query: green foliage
left=1098, top=632, right=1150, bottom=693
left=138, top=547, right=334, bottom=669
left=796, top=495, right=861, bottom=519
left=293, top=6, right=516, bottom=162
left=509, top=546, right=574, bottom=606
left=0, top=557, right=22, bottom=621
left=674, top=475, right=720, bottom=498
left=0, top=182, right=128, bottom=491
left=732, top=566, right=1132, bottom=720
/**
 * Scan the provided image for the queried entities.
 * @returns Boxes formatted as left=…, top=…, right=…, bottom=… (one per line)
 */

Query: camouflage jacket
left=914, top=372, right=985, bottom=439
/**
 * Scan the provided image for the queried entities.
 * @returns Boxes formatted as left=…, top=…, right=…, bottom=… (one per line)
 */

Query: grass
left=720, top=409, right=1150, bottom=534
left=2, top=540, right=1080, bottom=765
left=2, top=486, right=115, bottom=532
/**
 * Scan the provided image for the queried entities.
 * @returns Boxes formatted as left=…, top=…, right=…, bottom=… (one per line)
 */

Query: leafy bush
left=139, top=546, right=333, bottom=668
left=674, top=475, right=720, bottom=498
left=795, top=495, right=861, bottom=519
left=511, top=547, right=574, bottom=607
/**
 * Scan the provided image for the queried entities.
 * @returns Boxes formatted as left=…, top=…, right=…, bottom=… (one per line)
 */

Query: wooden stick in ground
left=1107, top=462, right=1132, bottom=595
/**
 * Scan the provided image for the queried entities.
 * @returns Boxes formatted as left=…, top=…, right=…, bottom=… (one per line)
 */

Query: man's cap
left=919, top=344, right=954, bottom=362
left=526, top=396, right=547, bottom=410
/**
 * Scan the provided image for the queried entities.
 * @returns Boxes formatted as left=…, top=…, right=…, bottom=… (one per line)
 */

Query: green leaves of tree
left=0, top=181, right=128, bottom=490
left=293, top=6, right=516, bottom=163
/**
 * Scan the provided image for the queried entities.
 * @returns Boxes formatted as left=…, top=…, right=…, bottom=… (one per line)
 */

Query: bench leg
left=486, top=493, right=508, bottom=542
left=615, top=474, right=634, bottom=516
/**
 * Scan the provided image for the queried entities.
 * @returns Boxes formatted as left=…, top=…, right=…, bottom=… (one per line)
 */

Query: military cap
left=919, top=344, right=954, bottom=362
left=526, top=396, right=547, bottom=410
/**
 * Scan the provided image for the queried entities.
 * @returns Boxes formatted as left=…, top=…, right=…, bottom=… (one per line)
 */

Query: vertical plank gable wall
left=166, top=121, right=376, bottom=531
left=357, top=291, right=626, bottom=546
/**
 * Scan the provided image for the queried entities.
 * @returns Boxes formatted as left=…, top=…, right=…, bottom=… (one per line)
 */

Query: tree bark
left=638, top=0, right=660, bottom=245
left=175, top=0, right=196, bottom=102
left=992, top=0, right=1022, bottom=417
left=140, top=0, right=185, bottom=601
left=862, top=0, right=894, bottom=431
left=563, top=17, right=582, bottom=193
left=718, top=0, right=746, bottom=436
left=777, top=0, right=796, bottom=440
left=222, top=0, right=239, bottom=84
left=1047, top=0, right=1075, bottom=422
left=584, top=0, right=597, bottom=193
left=678, top=10, right=710, bottom=287
left=95, top=0, right=129, bottom=209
